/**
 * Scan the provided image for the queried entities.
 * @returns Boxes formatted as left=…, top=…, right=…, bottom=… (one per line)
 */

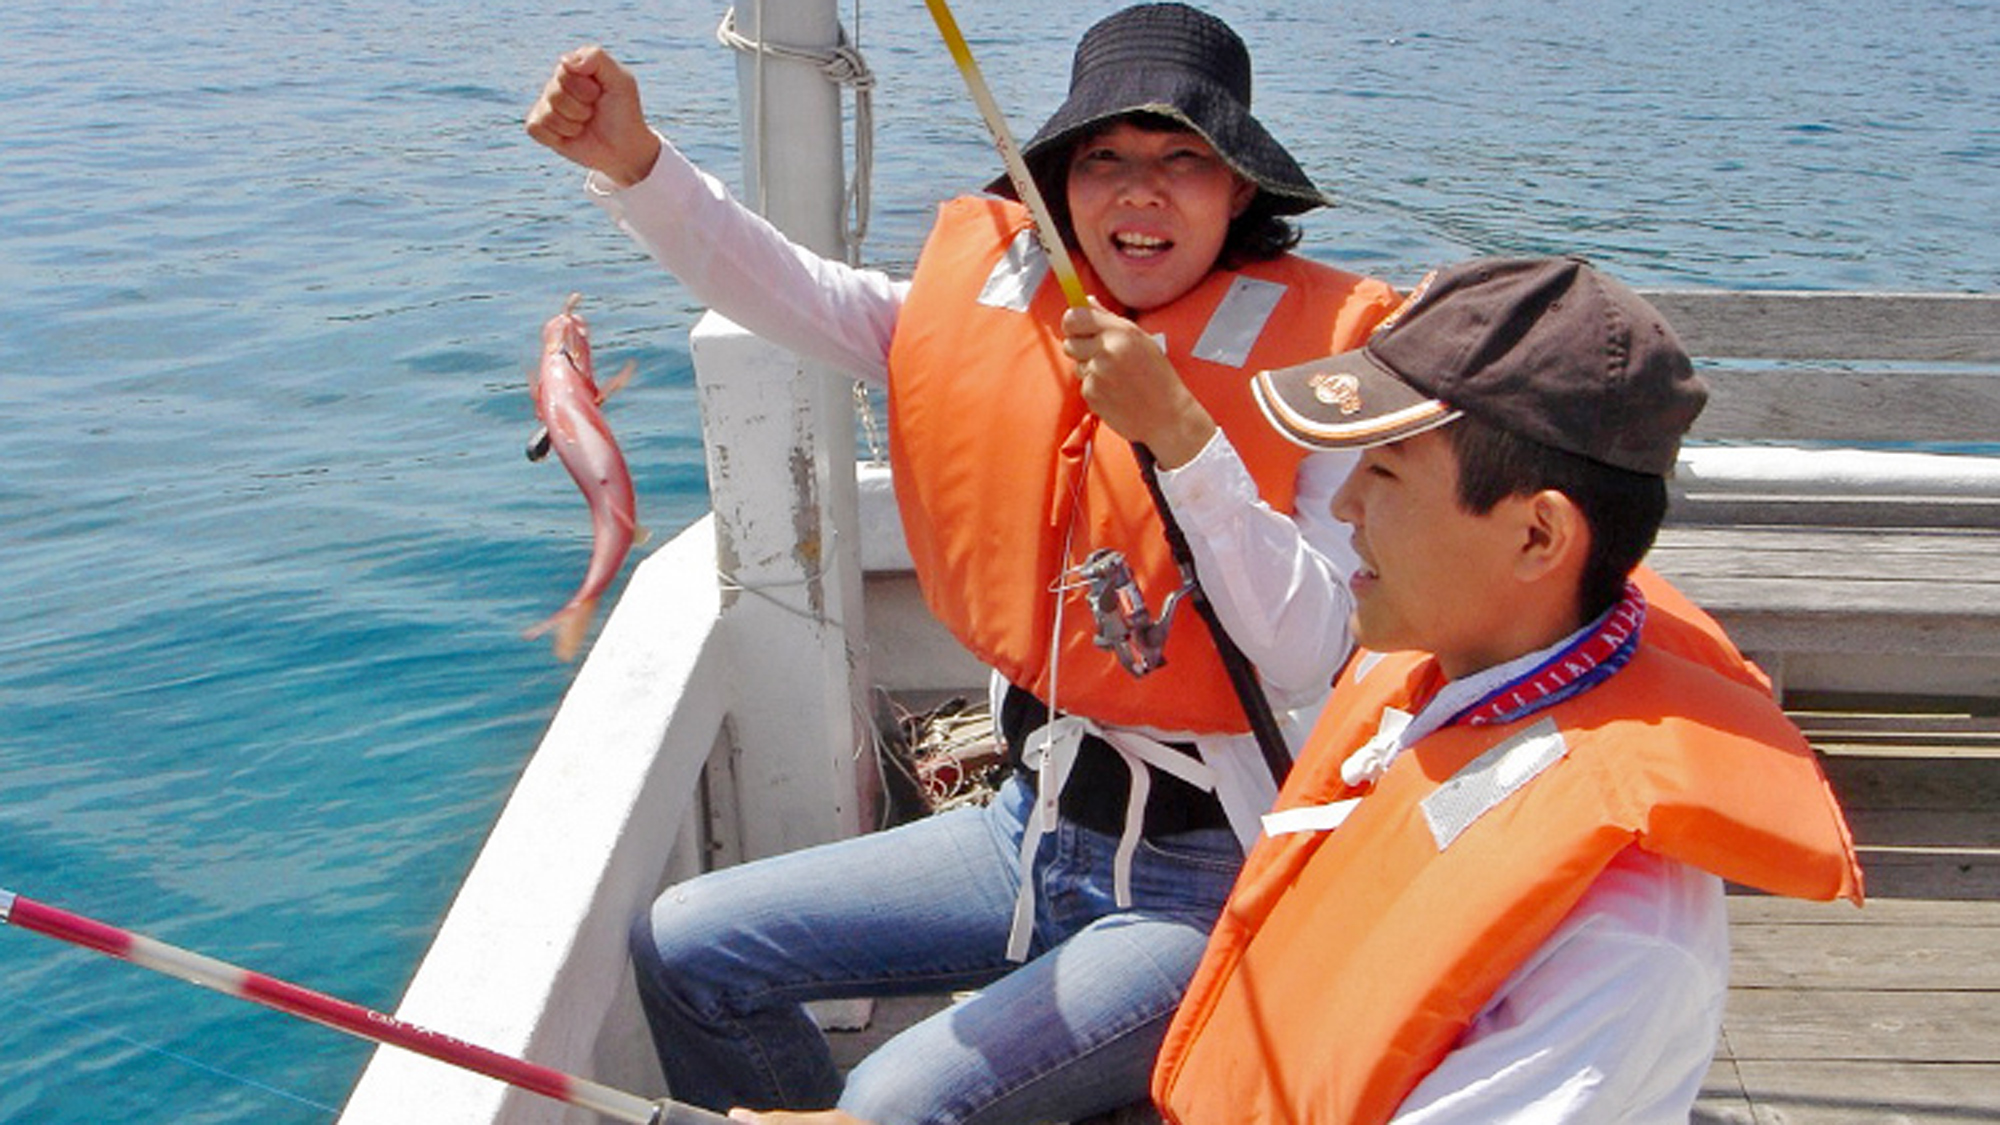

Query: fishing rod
left=920, top=0, right=1293, bottom=785
left=920, top=0, right=1088, bottom=309
left=0, top=887, right=728, bottom=1125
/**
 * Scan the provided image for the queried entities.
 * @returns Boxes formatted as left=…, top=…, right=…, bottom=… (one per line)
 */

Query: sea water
left=0, top=0, right=1993, bottom=1121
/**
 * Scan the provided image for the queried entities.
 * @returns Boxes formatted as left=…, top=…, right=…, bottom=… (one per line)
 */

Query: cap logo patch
left=1309, top=371, right=1364, bottom=415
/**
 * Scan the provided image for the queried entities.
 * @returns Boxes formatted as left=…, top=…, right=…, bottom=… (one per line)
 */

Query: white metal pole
left=699, top=0, right=877, bottom=860
left=733, top=0, right=846, bottom=258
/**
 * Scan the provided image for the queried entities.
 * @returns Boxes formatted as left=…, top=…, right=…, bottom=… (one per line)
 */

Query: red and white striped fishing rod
left=0, top=887, right=728, bottom=1125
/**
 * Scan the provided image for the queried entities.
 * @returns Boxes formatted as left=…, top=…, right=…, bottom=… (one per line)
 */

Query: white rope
left=715, top=566, right=841, bottom=627
left=716, top=2, right=882, bottom=458
left=715, top=3, right=876, bottom=266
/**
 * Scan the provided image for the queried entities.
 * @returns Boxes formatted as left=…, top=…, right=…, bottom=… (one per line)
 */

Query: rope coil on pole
left=716, top=4, right=876, bottom=266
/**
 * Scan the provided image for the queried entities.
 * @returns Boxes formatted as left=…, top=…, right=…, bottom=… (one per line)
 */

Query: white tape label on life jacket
left=1192, top=276, right=1286, bottom=368
left=978, top=229, right=1051, bottom=313
left=1421, top=718, right=1567, bottom=851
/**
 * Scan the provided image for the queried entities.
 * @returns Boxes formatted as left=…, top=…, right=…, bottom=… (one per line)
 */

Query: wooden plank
left=1730, top=922, right=2000, bottom=991
left=1796, top=711, right=2000, bottom=743
left=1689, top=366, right=2000, bottom=445
left=1729, top=893, right=1998, bottom=928
left=1667, top=611, right=2000, bottom=662
left=1652, top=526, right=2000, bottom=581
left=1693, top=1055, right=1754, bottom=1125
left=1848, top=849, right=2000, bottom=902
left=1701, top=1061, right=2000, bottom=1124
left=1842, top=809, right=2000, bottom=848
left=1808, top=735, right=2000, bottom=755
left=1721, top=989, right=1999, bottom=1064
left=1729, top=853, right=2000, bottom=905
left=1640, top=290, right=2000, bottom=363
left=1818, top=754, right=2000, bottom=814
left=1668, top=493, right=2000, bottom=529
left=1646, top=524, right=2000, bottom=657
left=1652, top=563, right=2000, bottom=611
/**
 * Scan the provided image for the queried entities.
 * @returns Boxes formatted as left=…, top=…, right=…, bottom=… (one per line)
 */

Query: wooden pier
left=1695, top=699, right=2000, bottom=1124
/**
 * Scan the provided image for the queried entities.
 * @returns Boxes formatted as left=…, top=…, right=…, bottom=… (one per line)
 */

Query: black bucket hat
left=989, top=3, right=1328, bottom=215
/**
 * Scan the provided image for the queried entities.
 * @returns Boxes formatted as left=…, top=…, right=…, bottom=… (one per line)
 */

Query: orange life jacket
left=1154, top=591, right=1863, bottom=1125
left=886, top=196, right=1401, bottom=732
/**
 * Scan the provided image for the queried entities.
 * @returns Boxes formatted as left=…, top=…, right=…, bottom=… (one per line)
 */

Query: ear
left=1230, top=175, right=1258, bottom=219
left=1512, top=489, right=1588, bottom=583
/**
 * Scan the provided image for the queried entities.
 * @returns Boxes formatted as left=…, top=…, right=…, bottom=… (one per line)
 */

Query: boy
left=1153, top=255, right=1864, bottom=1123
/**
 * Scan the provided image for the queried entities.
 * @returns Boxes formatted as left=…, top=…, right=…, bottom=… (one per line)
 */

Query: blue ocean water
left=0, top=0, right=1993, bottom=1121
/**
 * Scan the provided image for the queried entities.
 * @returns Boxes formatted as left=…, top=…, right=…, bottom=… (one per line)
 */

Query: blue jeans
left=628, top=773, right=1242, bottom=1125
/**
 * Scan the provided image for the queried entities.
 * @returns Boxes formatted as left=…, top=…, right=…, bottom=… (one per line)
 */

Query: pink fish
left=524, top=293, right=643, bottom=661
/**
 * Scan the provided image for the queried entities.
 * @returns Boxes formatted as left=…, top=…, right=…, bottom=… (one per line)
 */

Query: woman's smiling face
left=1065, top=121, right=1256, bottom=313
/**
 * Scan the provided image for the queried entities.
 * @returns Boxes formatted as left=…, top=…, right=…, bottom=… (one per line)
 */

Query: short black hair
left=1028, top=112, right=1301, bottom=273
left=1444, top=413, right=1668, bottom=620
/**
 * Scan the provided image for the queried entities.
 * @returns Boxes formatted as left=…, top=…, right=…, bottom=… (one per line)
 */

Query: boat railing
left=1644, top=288, right=2000, bottom=701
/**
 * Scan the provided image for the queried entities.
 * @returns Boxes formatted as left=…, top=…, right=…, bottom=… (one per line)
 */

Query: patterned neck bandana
left=1445, top=582, right=1648, bottom=729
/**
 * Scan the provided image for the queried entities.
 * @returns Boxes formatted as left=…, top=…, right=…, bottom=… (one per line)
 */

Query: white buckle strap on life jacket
left=1267, top=716, right=1568, bottom=844
left=1339, top=706, right=1414, bottom=788
left=1263, top=705, right=1411, bottom=839
left=1100, top=726, right=1221, bottom=908
left=1271, top=610, right=1631, bottom=847
left=1004, top=716, right=1220, bottom=962
left=1260, top=797, right=1362, bottom=837
left=1007, top=715, right=1086, bottom=962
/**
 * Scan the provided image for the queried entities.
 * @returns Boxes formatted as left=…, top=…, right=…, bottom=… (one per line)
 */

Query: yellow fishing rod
left=921, top=0, right=1089, bottom=309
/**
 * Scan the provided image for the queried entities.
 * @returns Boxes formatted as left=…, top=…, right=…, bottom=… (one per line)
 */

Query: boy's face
left=1065, top=122, right=1256, bottom=313
left=1330, top=428, right=1527, bottom=678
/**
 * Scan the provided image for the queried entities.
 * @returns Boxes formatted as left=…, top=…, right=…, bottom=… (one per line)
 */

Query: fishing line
left=0, top=992, right=340, bottom=1116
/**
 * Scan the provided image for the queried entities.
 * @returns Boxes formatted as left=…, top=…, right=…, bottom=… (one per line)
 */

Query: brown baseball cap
left=1252, top=256, right=1706, bottom=476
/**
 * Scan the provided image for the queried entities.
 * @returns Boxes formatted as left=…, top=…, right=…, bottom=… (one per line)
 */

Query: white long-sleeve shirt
left=1392, top=847, right=1729, bottom=1124
left=588, top=140, right=1730, bottom=1122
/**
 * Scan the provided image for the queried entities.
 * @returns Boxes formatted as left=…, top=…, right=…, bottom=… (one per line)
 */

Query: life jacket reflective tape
left=1154, top=579, right=1862, bottom=1125
left=886, top=196, right=1401, bottom=732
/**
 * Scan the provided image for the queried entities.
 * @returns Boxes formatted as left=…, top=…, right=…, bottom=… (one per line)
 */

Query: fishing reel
left=1076, top=547, right=1191, bottom=678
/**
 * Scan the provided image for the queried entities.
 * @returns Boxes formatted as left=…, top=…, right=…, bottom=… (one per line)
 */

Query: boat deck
left=1696, top=697, right=2000, bottom=1123
left=832, top=697, right=2000, bottom=1124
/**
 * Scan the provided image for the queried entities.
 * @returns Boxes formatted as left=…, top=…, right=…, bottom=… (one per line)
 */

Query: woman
left=526, top=6, right=1398, bottom=1122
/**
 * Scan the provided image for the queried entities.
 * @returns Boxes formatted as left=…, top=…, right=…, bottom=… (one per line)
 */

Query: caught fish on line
left=525, top=292, right=645, bottom=662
